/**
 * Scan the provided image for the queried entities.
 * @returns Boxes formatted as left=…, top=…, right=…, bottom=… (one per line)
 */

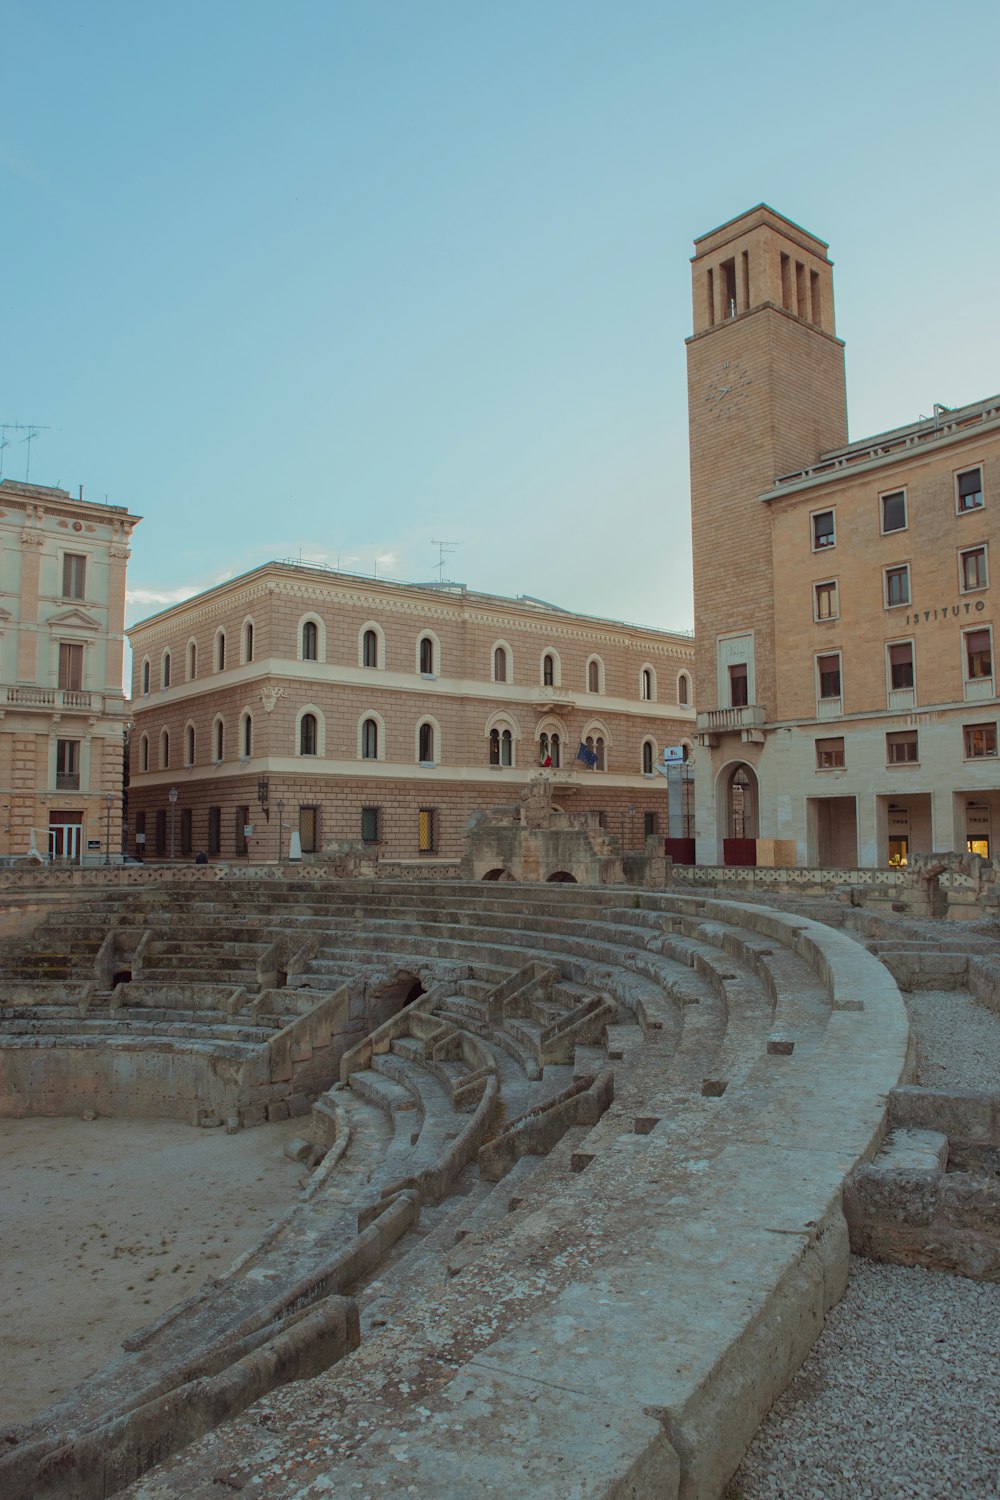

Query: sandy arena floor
left=1, top=1115, right=307, bottom=1427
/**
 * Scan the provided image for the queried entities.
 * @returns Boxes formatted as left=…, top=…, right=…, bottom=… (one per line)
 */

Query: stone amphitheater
left=1, top=869, right=998, bottom=1500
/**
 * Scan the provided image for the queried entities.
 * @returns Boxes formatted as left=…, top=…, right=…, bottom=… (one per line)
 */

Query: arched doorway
left=546, top=870, right=577, bottom=883
left=719, top=762, right=759, bottom=865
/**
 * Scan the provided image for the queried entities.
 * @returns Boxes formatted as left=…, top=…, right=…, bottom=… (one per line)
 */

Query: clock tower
left=686, top=205, right=848, bottom=860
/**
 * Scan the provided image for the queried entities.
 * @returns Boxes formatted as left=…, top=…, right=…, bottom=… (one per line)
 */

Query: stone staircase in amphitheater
left=0, top=878, right=912, bottom=1500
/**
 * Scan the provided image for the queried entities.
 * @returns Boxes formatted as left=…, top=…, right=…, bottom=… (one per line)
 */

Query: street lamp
left=277, top=798, right=284, bottom=863
left=104, top=793, right=113, bottom=866
left=168, top=787, right=178, bottom=862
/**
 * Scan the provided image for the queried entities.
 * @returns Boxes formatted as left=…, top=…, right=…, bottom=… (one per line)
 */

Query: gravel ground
left=906, top=987, right=1000, bottom=1092
left=729, top=1258, right=1000, bottom=1500
left=730, top=977, right=1000, bottom=1500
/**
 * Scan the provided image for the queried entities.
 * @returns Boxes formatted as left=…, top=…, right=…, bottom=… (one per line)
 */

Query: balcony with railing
left=696, top=704, right=767, bottom=735
left=4, top=686, right=105, bottom=712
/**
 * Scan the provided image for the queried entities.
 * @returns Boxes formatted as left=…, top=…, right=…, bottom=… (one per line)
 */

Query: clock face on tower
left=705, top=357, right=752, bottom=416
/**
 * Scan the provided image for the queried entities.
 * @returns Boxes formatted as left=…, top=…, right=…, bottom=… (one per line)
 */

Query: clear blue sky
left=3, top=0, right=998, bottom=639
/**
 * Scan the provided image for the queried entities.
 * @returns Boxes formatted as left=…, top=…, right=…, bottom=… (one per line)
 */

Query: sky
left=2, top=0, right=999, bottom=644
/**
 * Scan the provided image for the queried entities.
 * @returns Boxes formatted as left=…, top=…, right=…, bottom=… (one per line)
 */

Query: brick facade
left=127, top=566, right=695, bottom=865
left=688, top=204, right=1000, bottom=867
left=0, top=480, right=139, bottom=863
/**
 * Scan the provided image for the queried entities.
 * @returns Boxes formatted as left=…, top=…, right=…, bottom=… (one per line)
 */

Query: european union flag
left=576, top=741, right=599, bottom=768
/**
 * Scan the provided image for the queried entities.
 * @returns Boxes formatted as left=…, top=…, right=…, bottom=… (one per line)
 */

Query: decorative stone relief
left=259, top=683, right=285, bottom=714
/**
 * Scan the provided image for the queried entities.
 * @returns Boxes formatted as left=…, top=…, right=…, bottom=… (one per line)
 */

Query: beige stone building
left=126, top=564, right=695, bottom=866
left=688, top=203, right=1000, bottom=867
left=0, top=479, right=139, bottom=862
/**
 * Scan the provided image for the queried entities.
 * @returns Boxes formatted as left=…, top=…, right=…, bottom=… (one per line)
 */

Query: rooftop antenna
left=0, top=422, right=50, bottom=482
left=431, top=538, right=459, bottom=582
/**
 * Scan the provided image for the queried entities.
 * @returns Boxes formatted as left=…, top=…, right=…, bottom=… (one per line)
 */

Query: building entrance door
left=49, top=812, right=83, bottom=863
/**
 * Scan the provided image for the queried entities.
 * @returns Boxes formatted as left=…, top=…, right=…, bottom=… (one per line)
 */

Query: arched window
left=419, top=636, right=434, bottom=674
left=363, top=629, right=378, bottom=669
left=489, top=727, right=513, bottom=766
left=543, top=653, right=555, bottom=686
left=160, top=730, right=170, bottom=769
left=162, top=653, right=171, bottom=689
left=585, top=734, right=605, bottom=771
left=243, top=715, right=252, bottom=757
left=641, top=668, right=652, bottom=701
left=642, top=740, right=654, bottom=775
left=588, top=660, right=600, bottom=693
left=185, top=724, right=195, bottom=767
left=244, top=621, right=254, bottom=663
left=214, top=719, right=224, bottom=762
left=361, top=718, right=378, bottom=760
left=300, top=713, right=318, bottom=756
left=678, top=672, right=690, bottom=706
left=141, top=659, right=150, bottom=695
left=302, top=620, right=318, bottom=662
left=140, top=734, right=149, bottom=772
left=539, top=731, right=561, bottom=767
left=187, top=641, right=197, bottom=680
left=418, top=722, right=434, bottom=762
left=216, top=632, right=226, bottom=672
left=494, top=646, right=508, bottom=683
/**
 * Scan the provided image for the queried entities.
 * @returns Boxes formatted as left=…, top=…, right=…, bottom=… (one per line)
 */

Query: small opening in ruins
left=405, top=980, right=425, bottom=1005
left=482, top=868, right=507, bottom=881
left=702, top=1079, right=728, bottom=1097
left=112, top=970, right=132, bottom=987
left=547, top=871, right=577, bottom=883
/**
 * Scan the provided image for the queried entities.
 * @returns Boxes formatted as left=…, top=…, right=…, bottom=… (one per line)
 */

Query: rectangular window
left=957, top=467, right=984, bottom=512
left=154, top=808, right=167, bottom=856
left=643, top=811, right=658, bottom=837
left=812, top=510, right=835, bottom=550
left=135, top=810, right=146, bottom=858
left=887, top=730, right=918, bottom=764
left=814, top=580, right=838, bottom=621
left=817, top=653, right=841, bottom=700
left=56, top=739, right=80, bottom=790
left=884, top=564, right=910, bottom=608
left=888, top=641, right=914, bottom=690
left=236, top=806, right=250, bottom=855
left=299, top=805, right=319, bottom=854
left=964, top=722, right=998, bottom=758
left=965, top=628, right=992, bottom=680
left=816, top=736, right=845, bottom=769
left=180, top=807, right=193, bottom=857
left=62, top=553, right=86, bottom=599
left=58, top=642, right=84, bottom=691
left=888, top=836, right=909, bottom=868
left=728, top=662, right=748, bottom=707
left=361, top=806, right=380, bottom=844
left=207, top=806, right=221, bottom=855
left=418, top=808, right=436, bottom=853
left=880, top=490, right=907, bottom=533
left=960, top=546, right=988, bottom=592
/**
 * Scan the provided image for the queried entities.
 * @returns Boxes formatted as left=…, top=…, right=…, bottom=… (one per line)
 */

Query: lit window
left=361, top=718, right=378, bottom=759
left=815, top=736, right=845, bottom=768
left=418, top=808, right=436, bottom=853
left=957, top=467, right=984, bottom=513
left=881, top=491, right=906, bottom=533
left=884, top=565, right=910, bottom=608
left=814, top=580, right=838, bottom=621
left=300, top=713, right=317, bottom=756
left=812, top=510, right=835, bottom=549
left=965, top=628, right=992, bottom=681
left=888, top=641, right=914, bottom=690
left=62, top=553, right=86, bottom=599
left=960, top=546, right=988, bottom=592
left=302, top=621, right=318, bottom=661
left=964, top=722, right=997, bottom=758
left=887, top=731, right=918, bottom=764
left=817, top=653, right=841, bottom=700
